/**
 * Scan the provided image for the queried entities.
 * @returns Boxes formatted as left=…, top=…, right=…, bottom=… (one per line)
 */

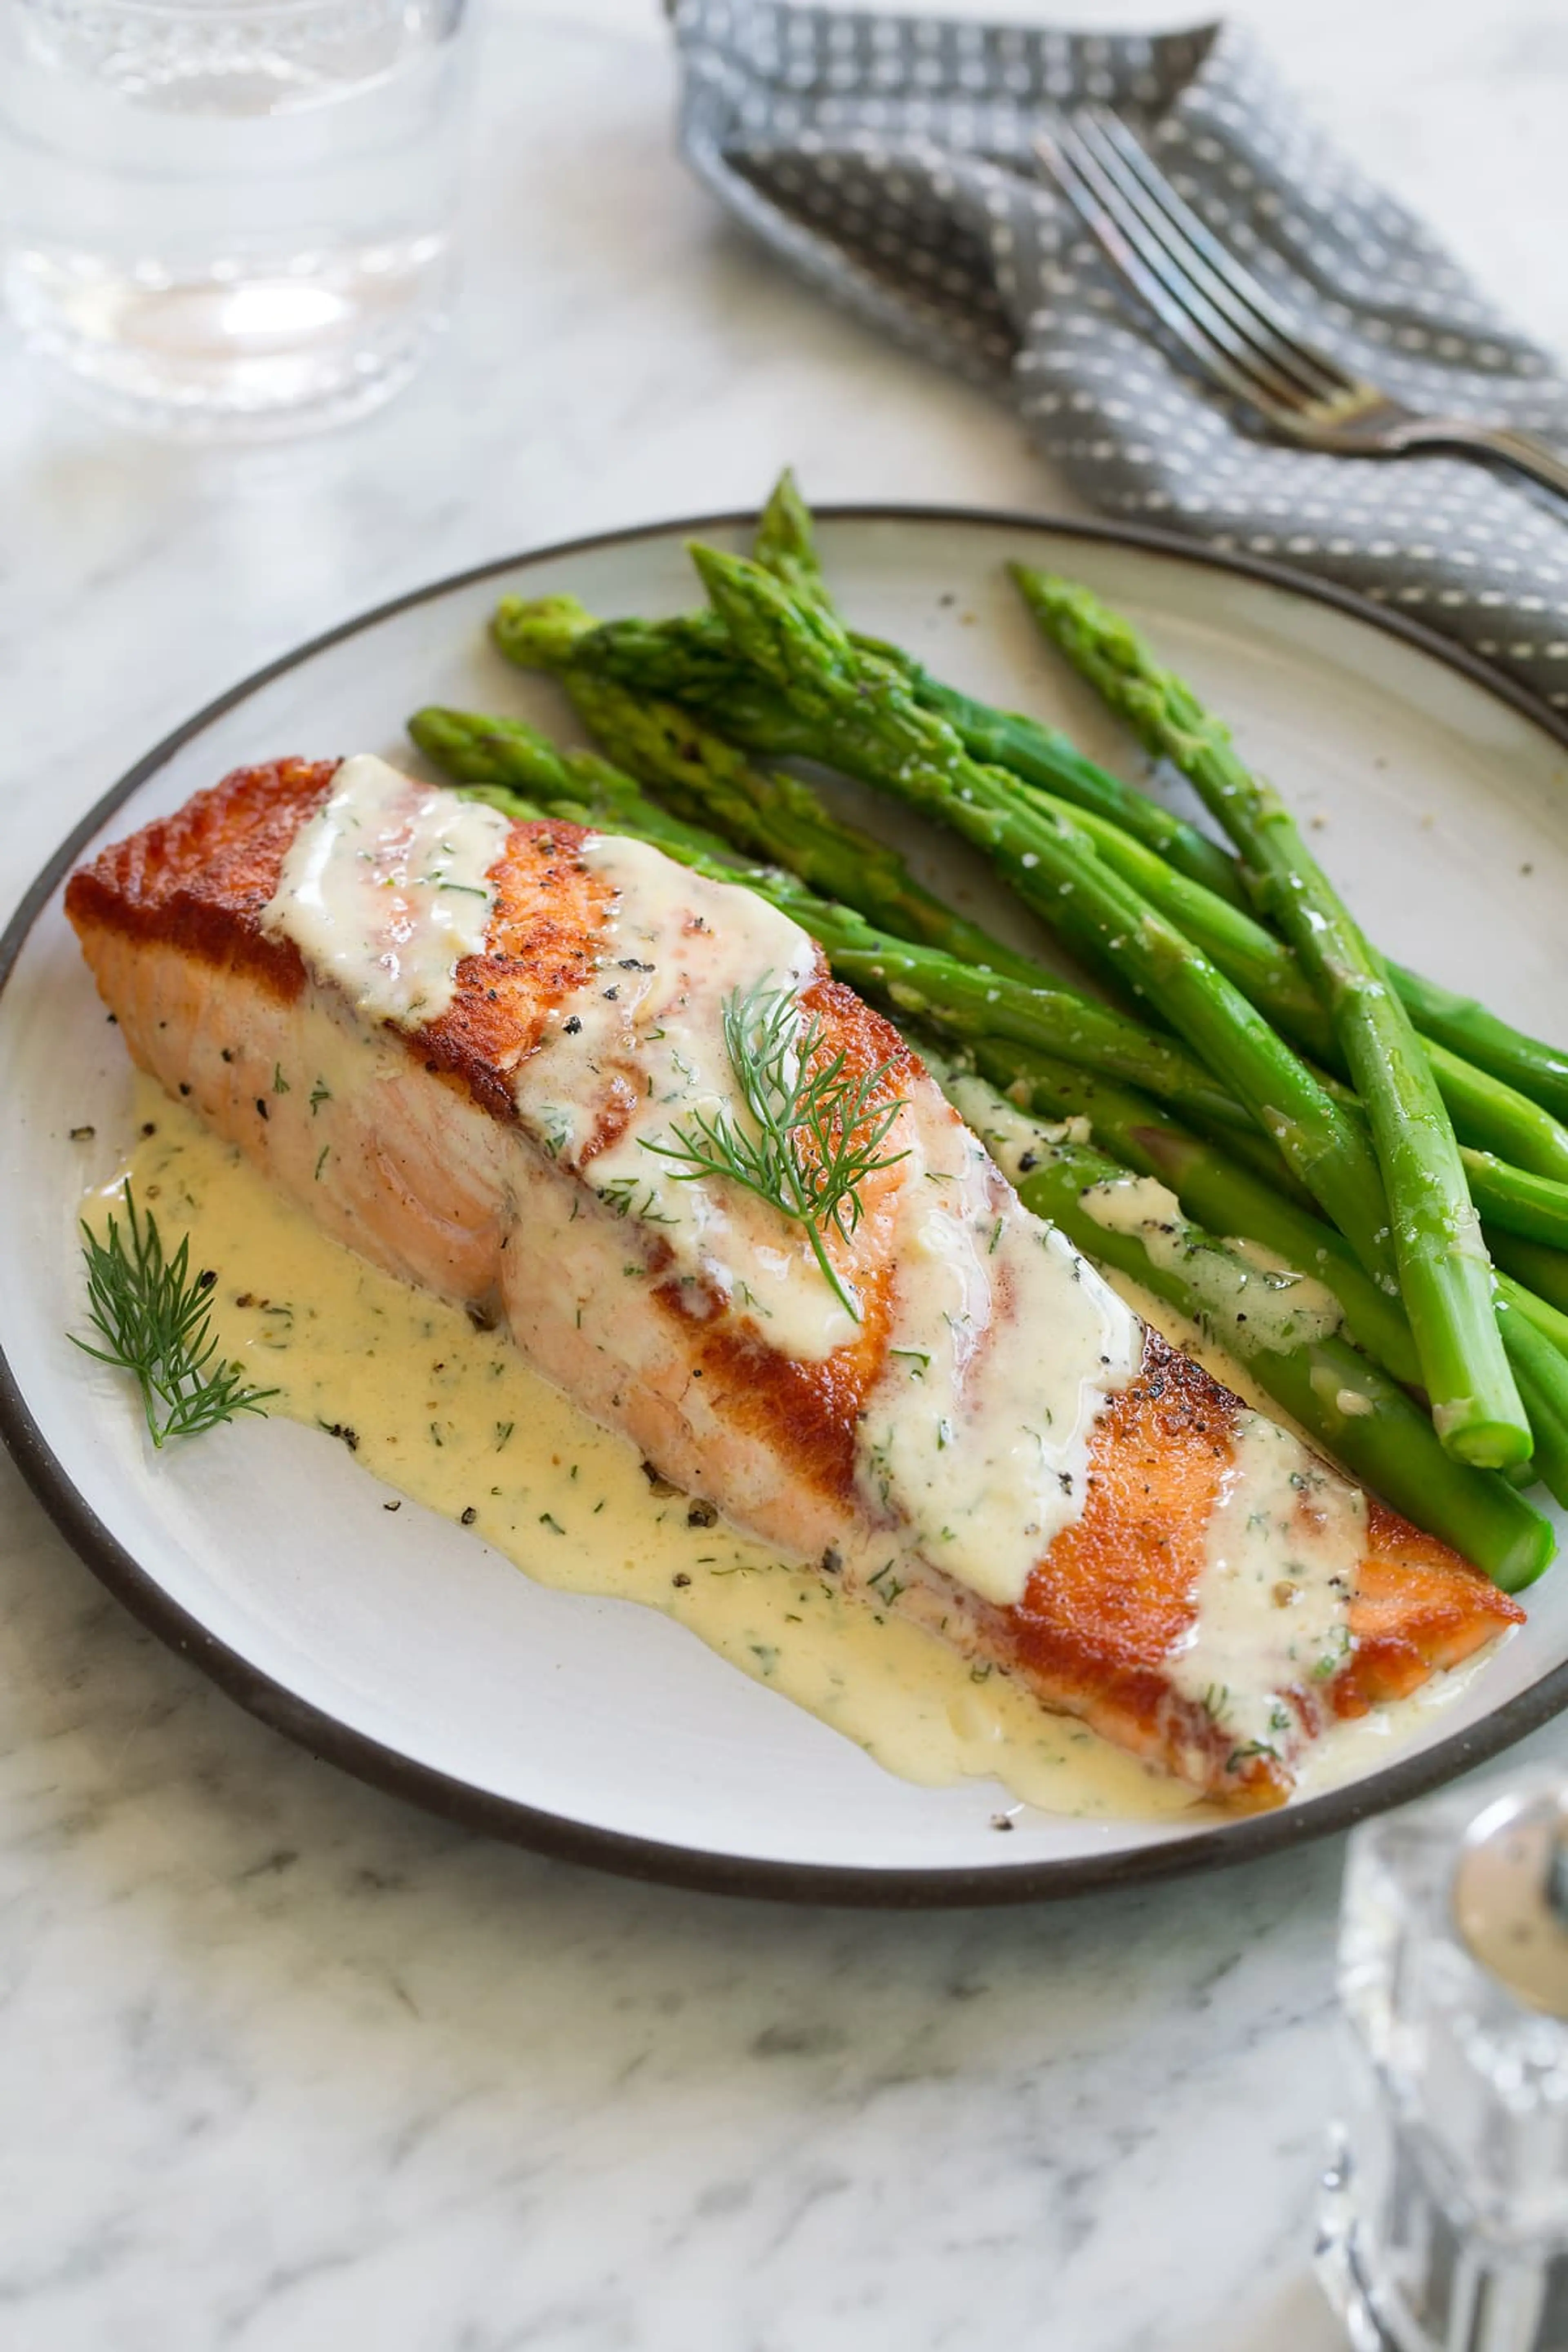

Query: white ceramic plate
left=6, top=508, right=1568, bottom=1904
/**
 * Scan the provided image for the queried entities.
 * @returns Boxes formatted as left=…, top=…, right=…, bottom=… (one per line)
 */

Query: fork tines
left=1036, top=108, right=1362, bottom=421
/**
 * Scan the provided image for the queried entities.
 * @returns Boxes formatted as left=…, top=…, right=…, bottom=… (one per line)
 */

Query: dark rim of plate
left=5, top=502, right=1568, bottom=1910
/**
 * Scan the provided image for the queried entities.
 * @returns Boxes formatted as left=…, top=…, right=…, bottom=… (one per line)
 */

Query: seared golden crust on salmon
left=67, top=759, right=1524, bottom=1810
left=65, top=757, right=330, bottom=1000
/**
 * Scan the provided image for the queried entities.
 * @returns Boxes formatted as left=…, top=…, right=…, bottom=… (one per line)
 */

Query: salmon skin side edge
left=64, top=758, right=1525, bottom=1810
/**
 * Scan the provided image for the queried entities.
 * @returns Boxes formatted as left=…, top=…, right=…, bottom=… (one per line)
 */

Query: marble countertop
left=4, top=2, right=1567, bottom=2345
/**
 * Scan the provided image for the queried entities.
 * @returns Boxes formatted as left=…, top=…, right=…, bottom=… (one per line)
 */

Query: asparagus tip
left=490, top=593, right=597, bottom=670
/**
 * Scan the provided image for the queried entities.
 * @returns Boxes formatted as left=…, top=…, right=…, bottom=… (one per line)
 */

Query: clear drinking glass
left=0, top=0, right=474, bottom=436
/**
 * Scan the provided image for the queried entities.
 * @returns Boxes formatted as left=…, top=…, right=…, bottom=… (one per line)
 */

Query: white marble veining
left=3, top=2, right=1568, bottom=2345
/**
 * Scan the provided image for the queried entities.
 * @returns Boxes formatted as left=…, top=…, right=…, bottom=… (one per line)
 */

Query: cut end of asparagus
left=1434, top=1402, right=1537, bottom=1474
left=1485, top=1512, right=1558, bottom=1594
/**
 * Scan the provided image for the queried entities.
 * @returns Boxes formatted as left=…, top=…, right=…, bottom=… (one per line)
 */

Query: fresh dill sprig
left=642, top=975, right=908, bottom=1321
left=71, top=1183, right=278, bottom=1448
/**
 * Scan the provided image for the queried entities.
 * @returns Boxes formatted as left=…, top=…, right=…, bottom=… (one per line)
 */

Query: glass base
left=6, top=241, right=448, bottom=440
left=1317, top=2134, right=1401, bottom=2352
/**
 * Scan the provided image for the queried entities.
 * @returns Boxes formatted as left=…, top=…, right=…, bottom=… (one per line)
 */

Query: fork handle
left=1397, top=419, right=1568, bottom=502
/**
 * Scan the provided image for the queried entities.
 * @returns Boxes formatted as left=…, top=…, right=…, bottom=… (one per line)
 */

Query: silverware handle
left=1401, top=419, right=1568, bottom=501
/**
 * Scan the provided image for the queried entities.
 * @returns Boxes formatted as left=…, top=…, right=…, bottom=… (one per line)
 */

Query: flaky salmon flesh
left=65, top=757, right=1523, bottom=1809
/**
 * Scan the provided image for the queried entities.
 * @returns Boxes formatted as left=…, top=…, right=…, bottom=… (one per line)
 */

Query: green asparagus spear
left=1016, top=570, right=1530, bottom=1471
left=755, top=459, right=1568, bottom=1124
left=1392, top=973, right=1568, bottom=1129
left=988, top=1041, right=1568, bottom=1405
left=814, top=929, right=1255, bottom=1139
left=505, top=484, right=1568, bottom=1141
left=748, top=486, right=1234, bottom=904
left=938, top=1067, right=1551, bottom=1591
left=494, top=593, right=813, bottom=750
left=496, top=588, right=1251, bottom=917
left=684, top=541, right=1399, bottom=1288
left=1011, top=564, right=1568, bottom=1111
left=1425, top=1050, right=1568, bottom=1185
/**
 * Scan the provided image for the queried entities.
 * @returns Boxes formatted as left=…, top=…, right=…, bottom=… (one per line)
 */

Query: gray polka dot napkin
left=670, top=2, right=1568, bottom=722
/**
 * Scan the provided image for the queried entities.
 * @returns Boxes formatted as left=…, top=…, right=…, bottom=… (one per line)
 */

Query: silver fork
left=1036, top=108, right=1568, bottom=501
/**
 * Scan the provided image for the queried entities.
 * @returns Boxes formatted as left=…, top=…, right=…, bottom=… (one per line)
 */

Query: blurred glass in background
left=1319, top=1773, right=1568, bottom=2351
left=0, top=0, right=474, bottom=437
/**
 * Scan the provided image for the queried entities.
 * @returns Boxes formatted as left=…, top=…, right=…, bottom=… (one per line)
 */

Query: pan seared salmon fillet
left=66, top=755, right=1523, bottom=1809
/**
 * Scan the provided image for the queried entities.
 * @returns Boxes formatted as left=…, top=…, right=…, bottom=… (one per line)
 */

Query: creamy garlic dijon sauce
left=105, top=1085, right=1199, bottom=1823
left=860, top=1116, right=1140, bottom=1609
left=262, top=754, right=510, bottom=1029
left=1171, top=1413, right=1366, bottom=1757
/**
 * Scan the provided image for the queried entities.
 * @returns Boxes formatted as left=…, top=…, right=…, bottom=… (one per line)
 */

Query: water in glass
left=0, top=0, right=472, bottom=435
